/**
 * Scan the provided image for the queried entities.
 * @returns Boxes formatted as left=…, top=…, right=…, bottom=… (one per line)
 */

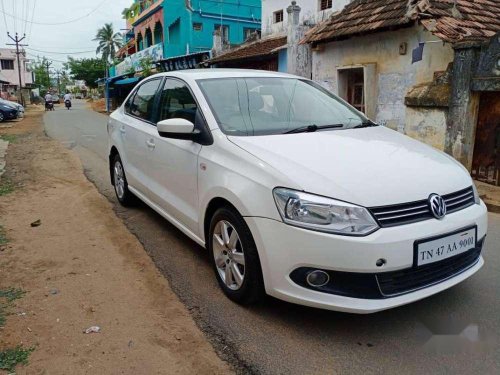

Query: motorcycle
left=45, top=100, right=54, bottom=111
left=65, top=99, right=72, bottom=110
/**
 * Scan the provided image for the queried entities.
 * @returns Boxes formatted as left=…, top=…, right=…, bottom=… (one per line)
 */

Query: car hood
left=228, top=126, right=472, bottom=207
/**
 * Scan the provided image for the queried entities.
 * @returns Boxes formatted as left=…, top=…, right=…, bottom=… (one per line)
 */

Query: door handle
left=146, top=139, right=155, bottom=149
left=119, top=126, right=126, bottom=134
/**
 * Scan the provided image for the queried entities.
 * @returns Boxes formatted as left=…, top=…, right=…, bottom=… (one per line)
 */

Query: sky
left=0, top=0, right=131, bottom=69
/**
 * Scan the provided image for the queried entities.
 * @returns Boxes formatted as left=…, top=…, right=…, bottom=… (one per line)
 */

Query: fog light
left=306, top=270, right=330, bottom=287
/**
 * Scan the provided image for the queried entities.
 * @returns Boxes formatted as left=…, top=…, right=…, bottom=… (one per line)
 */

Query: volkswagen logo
left=429, top=194, right=447, bottom=219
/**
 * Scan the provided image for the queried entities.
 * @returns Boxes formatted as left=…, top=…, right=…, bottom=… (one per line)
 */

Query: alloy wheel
left=212, top=220, right=246, bottom=290
left=114, top=161, right=125, bottom=199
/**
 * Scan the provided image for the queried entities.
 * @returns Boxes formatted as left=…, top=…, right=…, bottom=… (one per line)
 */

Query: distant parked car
left=0, top=99, right=24, bottom=117
left=75, top=93, right=83, bottom=99
left=51, top=95, right=60, bottom=104
left=0, top=102, right=19, bottom=122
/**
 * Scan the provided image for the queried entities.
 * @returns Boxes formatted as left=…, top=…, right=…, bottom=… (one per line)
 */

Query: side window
left=158, top=79, right=198, bottom=124
left=124, top=92, right=135, bottom=114
left=128, top=79, right=162, bottom=121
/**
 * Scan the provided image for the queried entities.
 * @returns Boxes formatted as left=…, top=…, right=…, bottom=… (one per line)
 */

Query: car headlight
left=472, top=182, right=481, bottom=205
left=273, top=188, right=379, bottom=236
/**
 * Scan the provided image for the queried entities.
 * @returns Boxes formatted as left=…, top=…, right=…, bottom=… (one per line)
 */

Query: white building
left=0, top=48, right=33, bottom=90
left=262, top=0, right=349, bottom=36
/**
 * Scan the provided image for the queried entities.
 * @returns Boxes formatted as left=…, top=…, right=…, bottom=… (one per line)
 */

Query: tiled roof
left=302, top=0, right=500, bottom=44
left=208, top=35, right=287, bottom=64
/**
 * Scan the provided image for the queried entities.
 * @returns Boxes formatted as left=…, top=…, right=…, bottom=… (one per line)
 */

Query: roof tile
left=207, top=35, right=287, bottom=64
left=302, top=0, right=500, bottom=44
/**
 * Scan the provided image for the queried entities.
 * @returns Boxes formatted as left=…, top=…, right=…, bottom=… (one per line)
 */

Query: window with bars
left=193, top=22, right=203, bottom=31
left=273, top=9, right=284, bottom=23
left=319, top=0, right=333, bottom=11
left=1, top=59, right=14, bottom=70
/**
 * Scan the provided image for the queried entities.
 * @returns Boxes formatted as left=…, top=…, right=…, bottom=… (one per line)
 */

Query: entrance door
left=471, top=92, right=500, bottom=186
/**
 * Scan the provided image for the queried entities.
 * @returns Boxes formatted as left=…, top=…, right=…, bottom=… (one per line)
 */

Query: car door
left=121, top=78, right=163, bottom=195
left=147, top=78, right=203, bottom=235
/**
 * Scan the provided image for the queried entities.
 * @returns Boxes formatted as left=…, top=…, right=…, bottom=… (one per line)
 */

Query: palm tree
left=93, top=23, right=123, bottom=63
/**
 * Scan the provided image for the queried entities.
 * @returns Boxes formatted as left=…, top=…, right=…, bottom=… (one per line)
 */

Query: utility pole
left=43, top=60, right=52, bottom=91
left=55, top=69, right=62, bottom=94
left=6, top=32, right=28, bottom=103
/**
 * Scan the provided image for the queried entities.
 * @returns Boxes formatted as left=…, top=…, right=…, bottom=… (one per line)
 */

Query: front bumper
left=245, top=201, right=488, bottom=313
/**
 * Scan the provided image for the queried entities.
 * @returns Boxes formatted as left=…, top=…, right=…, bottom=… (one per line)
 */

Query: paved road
left=45, top=100, right=500, bottom=374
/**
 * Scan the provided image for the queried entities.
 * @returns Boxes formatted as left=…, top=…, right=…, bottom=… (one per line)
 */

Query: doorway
left=471, top=92, right=500, bottom=186
left=337, top=67, right=365, bottom=112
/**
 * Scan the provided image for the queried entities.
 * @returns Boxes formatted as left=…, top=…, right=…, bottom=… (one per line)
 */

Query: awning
left=114, top=77, right=140, bottom=85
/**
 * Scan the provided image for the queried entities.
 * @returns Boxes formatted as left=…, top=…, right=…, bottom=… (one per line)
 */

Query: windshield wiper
left=284, top=124, right=344, bottom=134
left=353, top=120, right=378, bottom=129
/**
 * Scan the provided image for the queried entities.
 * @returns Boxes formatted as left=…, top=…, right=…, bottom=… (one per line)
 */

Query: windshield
left=197, top=77, right=372, bottom=136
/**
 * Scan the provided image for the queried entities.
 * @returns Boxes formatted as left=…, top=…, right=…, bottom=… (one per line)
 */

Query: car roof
left=150, top=69, right=300, bottom=80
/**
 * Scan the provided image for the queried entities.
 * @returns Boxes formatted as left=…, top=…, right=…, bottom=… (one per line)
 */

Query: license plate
left=416, top=227, right=476, bottom=266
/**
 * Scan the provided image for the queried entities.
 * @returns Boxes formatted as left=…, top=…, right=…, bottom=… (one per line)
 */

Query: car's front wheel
left=209, top=206, right=264, bottom=305
left=112, top=154, right=135, bottom=206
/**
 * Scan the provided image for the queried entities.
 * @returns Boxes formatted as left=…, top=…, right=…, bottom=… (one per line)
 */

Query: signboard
left=115, top=43, right=164, bottom=76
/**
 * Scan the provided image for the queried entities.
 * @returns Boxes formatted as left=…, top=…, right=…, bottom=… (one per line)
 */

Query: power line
left=0, top=0, right=108, bottom=26
left=26, top=47, right=96, bottom=55
left=22, top=0, right=28, bottom=35
left=26, top=0, right=35, bottom=43
left=25, top=51, right=67, bottom=64
left=12, top=0, right=16, bottom=33
left=1, top=0, right=9, bottom=33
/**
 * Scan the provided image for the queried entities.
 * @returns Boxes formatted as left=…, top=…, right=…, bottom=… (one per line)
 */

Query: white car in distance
left=107, top=69, right=487, bottom=313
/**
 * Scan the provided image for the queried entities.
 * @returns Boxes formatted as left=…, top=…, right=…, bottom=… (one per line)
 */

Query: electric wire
left=12, top=0, right=16, bottom=33
left=26, top=0, right=36, bottom=43
left=22, top=0, right=29, bottom=35
left=0, top=0, right=9, bottom=34
left=26, top=47, right=96, bottom=55
left=0, top=0, right=108, bottom=26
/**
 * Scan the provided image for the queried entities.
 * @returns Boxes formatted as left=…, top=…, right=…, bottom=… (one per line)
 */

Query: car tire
left=0, top=111, right=4, bottom=122
left=112, top=154, right=136, bottom=206
left=209, top=206, right=265, bottom=305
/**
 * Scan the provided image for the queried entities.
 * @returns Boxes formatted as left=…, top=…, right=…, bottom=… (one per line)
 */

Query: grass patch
left=0, top=288, right=32, bottom=372
left=0, top=288, right=25, bottom=303
left=0, top=134, right=17, bottom=143
left=0, top=345, right=34, bottom=373
left=0, top=225, right=7, bottom=246
left=0, top=178, right=14, bottom=196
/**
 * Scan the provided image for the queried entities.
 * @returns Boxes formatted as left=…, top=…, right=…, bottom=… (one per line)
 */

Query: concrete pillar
left=445, top=44, right=481, bottom=170
left=286, top=1, right=312, bottom=78
left=211, top=30, right=223, bottom=57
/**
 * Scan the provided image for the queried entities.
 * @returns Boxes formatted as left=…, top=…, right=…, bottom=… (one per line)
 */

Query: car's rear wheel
left=209, top=206, right=264, bottom=305
left=0, top=111, right=4, bottom=122
left=112, top=154, right=135, bottom=206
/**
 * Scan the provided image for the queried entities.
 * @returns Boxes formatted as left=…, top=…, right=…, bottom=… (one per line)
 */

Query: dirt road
left=0, top=107, right=231, bottom=374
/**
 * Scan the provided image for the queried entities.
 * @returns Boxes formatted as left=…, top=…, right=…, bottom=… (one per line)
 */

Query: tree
left=139, top=56, right=154, bottom=77
left=121, top=2, right=140, bottom=20
left=93, top=23, right=123, bottom=63
left=64, top=57, right=107, bottom=88
left=31, top=57, right=52, bottom=94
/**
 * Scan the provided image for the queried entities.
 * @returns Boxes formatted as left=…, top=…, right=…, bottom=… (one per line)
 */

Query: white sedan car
left=107, top=69, right=487, bottom=313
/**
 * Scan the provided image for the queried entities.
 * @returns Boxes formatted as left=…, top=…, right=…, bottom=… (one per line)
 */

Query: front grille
left=369, top=187, right=475, bottom=228
left=376, top=246, right=482, bottom=297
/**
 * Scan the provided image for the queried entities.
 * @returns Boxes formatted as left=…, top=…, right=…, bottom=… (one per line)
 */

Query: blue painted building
left=114, top=0, right=261, bottom=75
left=164, top=0, right=261, bottom=57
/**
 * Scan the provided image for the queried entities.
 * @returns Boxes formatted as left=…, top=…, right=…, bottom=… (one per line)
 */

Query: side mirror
left=157, top=118, right=196, bottom=140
